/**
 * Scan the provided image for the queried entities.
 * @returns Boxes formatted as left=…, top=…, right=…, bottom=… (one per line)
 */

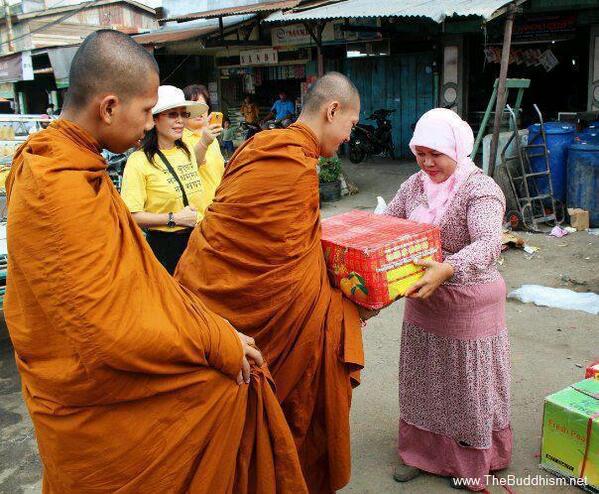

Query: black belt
left=147, top=228, right=192, bottom=237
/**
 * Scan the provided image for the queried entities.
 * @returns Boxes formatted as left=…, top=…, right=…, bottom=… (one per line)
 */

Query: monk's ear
left=326, top=101, right=340, bottom=122
left=99, top=95, right=120, bottom=125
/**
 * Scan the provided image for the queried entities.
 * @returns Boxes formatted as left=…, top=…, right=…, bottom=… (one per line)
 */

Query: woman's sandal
left=392, top=461, right=422, bottom=482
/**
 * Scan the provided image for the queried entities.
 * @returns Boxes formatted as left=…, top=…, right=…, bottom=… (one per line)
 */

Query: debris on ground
left=502, top=230, right=539, bottom=255
left=502, top=230, right=525, bottom=249
left=560, top=274, right=587, bottom=286
left=509, top=284, right=599, bottom=315
left=373, top=196, right=387, bottom=214
left=549, top=226, right=569, bottom=238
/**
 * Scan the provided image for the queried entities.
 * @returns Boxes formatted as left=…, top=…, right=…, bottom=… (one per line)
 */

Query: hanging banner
left=0, top=51, right=34, bottom=83
left=0, top=82, right=14, bottom=99
left=240, top=48, right=278, bottom=66
left=48, top=46, right=79, bottom=88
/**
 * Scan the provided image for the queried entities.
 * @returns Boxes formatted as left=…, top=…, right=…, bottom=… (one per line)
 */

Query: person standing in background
left=121, top=85, right=206, bottom=274
left=182, top=84, right=225, bottom=209
left=221, top=119, right=235, bottom=158
left=261, top=91, right=295, bottom=128
left=240, top=95, right=259, bottom=124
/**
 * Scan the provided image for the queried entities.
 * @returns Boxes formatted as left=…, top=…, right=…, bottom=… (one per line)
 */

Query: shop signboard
left=240, top=48, right=278, bottom=66
left=322, top=18, right=382, bottom=45
left=513, top=14, right=576, bottom=42
left=0, top=51, right=34, bottom=83
left=489, top=14, right=576, bottom=43
left=271, top=24, right=312, bottom=47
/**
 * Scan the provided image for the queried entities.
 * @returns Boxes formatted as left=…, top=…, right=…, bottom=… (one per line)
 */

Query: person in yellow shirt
left=121, top=85, right=208, bottom=274
left=182, top=84, right=225, bottom=202
left=240, top=95, right=259, bottom=124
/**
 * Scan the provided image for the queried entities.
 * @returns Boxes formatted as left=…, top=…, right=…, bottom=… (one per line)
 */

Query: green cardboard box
left=541, top=378, right=599, bottom=492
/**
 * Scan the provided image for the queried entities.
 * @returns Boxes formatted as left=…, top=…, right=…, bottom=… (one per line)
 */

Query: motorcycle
left=240, top=121, right=262, bottom=141
left=241, top=115, right=297, bottom=141
left=348, top=109, right=396, bottom=164
left=102, top=149, right=133, bottom=192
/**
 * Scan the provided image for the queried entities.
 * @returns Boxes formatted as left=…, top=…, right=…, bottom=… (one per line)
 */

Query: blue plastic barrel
left=575, top=130, right=599, bottom=143
left=527, top=122, right=576, bottom=203
left=567, top=141, right=599, bottom=227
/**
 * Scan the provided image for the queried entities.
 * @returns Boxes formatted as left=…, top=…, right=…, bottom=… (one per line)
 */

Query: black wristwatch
left=167, top=212, right=176, bottom=228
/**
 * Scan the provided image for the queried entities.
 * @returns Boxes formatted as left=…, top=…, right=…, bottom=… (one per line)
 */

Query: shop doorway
left=343, top=52, right=434, bottom=159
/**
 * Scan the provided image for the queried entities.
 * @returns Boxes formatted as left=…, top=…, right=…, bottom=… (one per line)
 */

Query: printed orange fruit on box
left=321, top=210, right=442, bottom=309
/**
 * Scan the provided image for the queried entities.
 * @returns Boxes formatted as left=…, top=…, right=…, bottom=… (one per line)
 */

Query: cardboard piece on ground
left=540, top=378, right=599, bottom=490
left=502, top=230, right=539, bottom=254
left=568, top=208, right=590, bottom=231
left=502, top=231, right=525, bottom=249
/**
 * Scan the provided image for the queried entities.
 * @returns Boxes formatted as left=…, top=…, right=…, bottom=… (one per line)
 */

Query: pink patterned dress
left=385, top=169, right=512, bottom=491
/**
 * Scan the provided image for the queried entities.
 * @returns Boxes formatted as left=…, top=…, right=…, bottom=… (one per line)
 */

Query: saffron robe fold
left=4, top=119, right=307, bottom=494
left=175, top=123, right=364, bottom=494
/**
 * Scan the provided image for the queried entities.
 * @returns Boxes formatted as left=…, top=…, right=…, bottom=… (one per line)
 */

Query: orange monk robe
left=4, top=120, right=307, bottom=494
left=175, top=123, right=364, bottom=494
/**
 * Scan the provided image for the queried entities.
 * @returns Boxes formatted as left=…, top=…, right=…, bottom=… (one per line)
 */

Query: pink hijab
left=408, top=108, right=479, bottom=225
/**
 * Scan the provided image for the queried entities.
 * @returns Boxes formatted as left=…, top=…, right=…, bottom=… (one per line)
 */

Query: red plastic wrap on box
left=586, top=361, right=599, bottom=380
left=321, top=210, right=442, bottom=309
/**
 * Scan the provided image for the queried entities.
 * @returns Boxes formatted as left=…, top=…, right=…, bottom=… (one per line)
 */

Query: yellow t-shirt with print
left=182, top=128, right=225, bottom=204
left=121, top=146, right=208, bottom=232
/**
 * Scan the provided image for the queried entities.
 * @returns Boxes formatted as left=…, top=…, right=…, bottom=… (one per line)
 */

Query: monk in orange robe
left=176, top=72, right=376, bottom=493
left=4, top=30, right=306, bottom=494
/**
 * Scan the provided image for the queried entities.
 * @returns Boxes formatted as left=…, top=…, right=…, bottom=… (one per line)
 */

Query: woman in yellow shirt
left=240, top=95, right=259, bottom=124
left=181, top=84, right=226, bottom=203
left=121, top=85, right=209, bottom=274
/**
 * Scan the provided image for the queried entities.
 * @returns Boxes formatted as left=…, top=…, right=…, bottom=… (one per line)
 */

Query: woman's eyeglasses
left=164, top=111, right=191, bottom=119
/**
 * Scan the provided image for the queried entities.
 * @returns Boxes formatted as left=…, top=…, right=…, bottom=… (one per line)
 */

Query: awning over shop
left=47, top=45, right=79, bottom=89
left=0, top=51, right=34, bottom=83
left=133, top=23, right=219, bottom=44
left=165, top=0, right=301, bottom=23
left=265, top=0, right=523, bottom=23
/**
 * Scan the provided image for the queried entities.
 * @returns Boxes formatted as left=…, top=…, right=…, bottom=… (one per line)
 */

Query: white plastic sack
left=373, top=196, right=387, bottom=215
left=509, top=284, right=599, bottom=315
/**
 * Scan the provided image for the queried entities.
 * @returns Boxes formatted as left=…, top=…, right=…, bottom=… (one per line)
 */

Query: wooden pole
left=488, top=3, right=516, bottom=179
left=304, top=22, right=325, bottom=76
left=2, top=0, right=14, bottom=52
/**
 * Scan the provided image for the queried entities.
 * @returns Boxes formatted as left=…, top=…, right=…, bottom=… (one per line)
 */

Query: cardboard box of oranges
left=321, top=210, right=442, bottom=309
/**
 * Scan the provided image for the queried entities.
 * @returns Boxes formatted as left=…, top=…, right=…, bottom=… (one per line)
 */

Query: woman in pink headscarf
left=386, top=108, right=511, bottom=491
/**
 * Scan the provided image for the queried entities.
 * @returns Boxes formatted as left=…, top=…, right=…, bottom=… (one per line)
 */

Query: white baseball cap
left=151, top=85, right=208, bottom=119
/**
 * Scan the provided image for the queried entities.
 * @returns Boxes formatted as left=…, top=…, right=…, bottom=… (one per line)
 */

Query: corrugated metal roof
left=265, top=0, right=518, bottom=23
left=16, top=0, right=155, bottom=21
left=167, top=0, right=301, bottom=23
left=133, top=24, right=218, bottom=44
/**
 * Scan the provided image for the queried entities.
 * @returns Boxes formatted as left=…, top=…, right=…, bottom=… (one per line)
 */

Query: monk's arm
left=15, top=168, right=244, bottom=378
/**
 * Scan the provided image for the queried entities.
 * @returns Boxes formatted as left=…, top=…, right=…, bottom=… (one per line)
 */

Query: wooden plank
left=416, top=52, right=434, bottom=123
left=401, top=54, right=417, bottom=158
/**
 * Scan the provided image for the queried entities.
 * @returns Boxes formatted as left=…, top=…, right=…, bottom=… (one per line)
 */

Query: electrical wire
left=161, top=54, right=191, bottom=83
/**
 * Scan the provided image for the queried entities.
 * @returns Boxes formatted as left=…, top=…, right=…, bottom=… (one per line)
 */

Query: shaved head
left=296, top=72, right=360, bottom=157
left=65, top=29, right=159, bottom=109
left=302, top=72, right=359, bottom=114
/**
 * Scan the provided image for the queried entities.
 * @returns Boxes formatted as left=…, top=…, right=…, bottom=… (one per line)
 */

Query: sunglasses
left=164, top=110, right=191, bottom=119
